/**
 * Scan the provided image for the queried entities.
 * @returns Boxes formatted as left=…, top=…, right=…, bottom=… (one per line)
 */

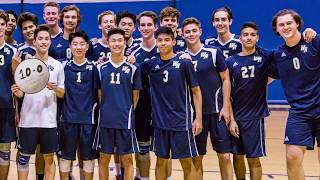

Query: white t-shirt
left=19, top=56, right=65, bottom=128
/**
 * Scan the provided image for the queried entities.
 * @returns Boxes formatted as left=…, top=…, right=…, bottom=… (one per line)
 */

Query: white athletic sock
left=140, top=177, right=149, bottom=180
left=115, top=163, right=121, bottom=175
left=167, top=176, right=171, bottom=180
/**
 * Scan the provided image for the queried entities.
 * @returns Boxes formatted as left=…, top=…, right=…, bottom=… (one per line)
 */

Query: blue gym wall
left=1, top=0, right=320, bottom=104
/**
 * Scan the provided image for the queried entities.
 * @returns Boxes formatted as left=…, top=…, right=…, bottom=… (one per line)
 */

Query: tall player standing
left=182, top=17, right=233, bottom=180
left=43, top=1, right=63, bottom=40
left=271, top=9, right=320, bottom=180
left=96, top=28, right=142, bottom=180
left=141, top=27, right=202, bottom=180
left=11, top=24, right=64, bottom=180
left=0, top=11, right=17, bottom=180
left=131, top=11, right=158, bottom=180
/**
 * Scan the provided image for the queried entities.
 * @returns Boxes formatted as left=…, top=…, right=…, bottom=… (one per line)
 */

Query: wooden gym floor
left=6, top=110, right=320, bottom=179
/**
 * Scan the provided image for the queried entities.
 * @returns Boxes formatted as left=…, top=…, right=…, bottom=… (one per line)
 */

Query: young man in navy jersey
left=270, top=9, right=320, bottom=179
left=160, top=7, right=187, bottom=53
left=227, top=22, right=274, bottom=180
left=141, top=26, right=202, bottom=180
left=131, top=11, right=158, bottom=180
left=0, top=11, right=17, bottom=180
left=12, top=24, right=65, bottom=180
left=5, top=10, right=18, bottom=47
left=50, top=5, right=81, bottom=60
left=96, top=28, right=142, bottom=180
left=58, top=30, right=99, bottom=180
left=205, top=7, right=242, bottom=59
left=182, top=17, right=233, bottom=180
left=43, top=1, right=62, bottom=39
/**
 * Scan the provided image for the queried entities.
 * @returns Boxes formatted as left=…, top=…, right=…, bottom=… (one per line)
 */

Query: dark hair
left=0, top=11, right=8, bottom=24
left=59, top=5, right=81, bottom=28
left=5, top=10, right=17, bottom=21
left=116, top=11, right=136, bottom=26
left=182, top=17, right=201, bottom=31
left=34, top=24, right=50, bottom=39
left=272, top=9, right=303, bottom=36
left=240, top=21, right=259, bottom=33
left=43, top=1, right=60, bottom=11
left=155, top=26, right=174, bottom=39
left=69, top=30, right=89, bottom=44
left=160, top=6, right=181, bottom=21
left=211, top=6, right=233, bottom=22
left=107, top=28, right=125, bottom=40
left=137, top=11, right=158, bottom=26
left=18, top=12, right=38, bottom=30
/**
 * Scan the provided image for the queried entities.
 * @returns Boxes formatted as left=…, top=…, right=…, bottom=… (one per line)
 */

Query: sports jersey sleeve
left=183, top=60, right=199, bottom=88
left=215, top=49, right=227, bottom=72
left=132, top=65, right=142, bottom=90
left=268, top=55, right=279, bottom=79
left=93, top=65, right=100, bottom=90
left=57, top=62, right=65, bottom=89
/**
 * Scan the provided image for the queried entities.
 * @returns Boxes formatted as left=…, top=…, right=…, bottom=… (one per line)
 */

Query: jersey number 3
left=0, top=55, right=4, bottom=66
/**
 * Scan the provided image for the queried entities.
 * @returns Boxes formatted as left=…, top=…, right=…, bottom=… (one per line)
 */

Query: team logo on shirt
left=86, top=65, right=93, bottom=71
left=253, top=56, right=262, bottom=62
left=233, top=62, right=239, bottom=67
left=122, top=66, right=130, bottom=73
left=4, top=47, right=10, bottom=55
left=301, top=45, right=308, bottom=53
left=173, top=61, right=181, bottom=69
left=177, top=40, right=185, bottom=47
left=56, top=43, right=62, bottom=48
left=48, top=65, right=54, bottom=71
left=229, top=43, right=238, bottom=50
left=281, top=52, right=286, bottom=57
left=200, top=52, right=209, bottom=59
left=155, top=65, right=160, bottom=69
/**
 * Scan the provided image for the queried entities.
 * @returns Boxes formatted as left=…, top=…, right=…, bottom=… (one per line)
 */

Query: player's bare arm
left=219, top=69, right=232, bottom=124
left=47, top=82, right=64, bottom=98
left=192, top=86, right=202, bottom=136
left=11, top=84, right=24, bottom=98
left=132, top=90, right=139, bottom=110
left=11, top=50, right=23, bottom=74
left=302, top=28, right=316, bottom=43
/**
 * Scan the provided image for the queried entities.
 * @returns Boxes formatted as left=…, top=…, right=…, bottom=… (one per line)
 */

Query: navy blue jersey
left=98, top=60, right=142, bottom=129
left=125, top=38, right=141, bottom=56
left=271, top=35, right=320, bottom=118
left=188, top=44, right=227, bottom=114
left=51, top=30, right=63, bottom=40
left=49, top=36, right=72, bottom=60
left=227, top=48, right=273, bottom=121
left=0, top=43, right=16, bottom=108
left=204, top=34, right=242, bottom=58
left=61, top=59, right=99, bottom=124
left=141, top=54, right=199, bottom=131
left=88, top=40, right=110, bottom=62
left=18, top=43, right=36, bottom=61
left=174, top=35, right=187, bottom=53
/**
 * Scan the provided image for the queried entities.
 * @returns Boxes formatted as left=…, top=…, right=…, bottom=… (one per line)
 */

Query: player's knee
left=286, top=146, right=304, bottom=164
left=247, top=157, right=261, bottom=168
left=17, top=153, right=31, bottom=172
left=121, top=155, right=133, bottom=167
left=59, top=158, right=72, bottom=173
left=0, top=151, right=10, bottom=166
left=83, top=160, right=95, bottom=173
left=138, top=153, right=150, bottom=161
left=218, top=153, right=231, bottom=162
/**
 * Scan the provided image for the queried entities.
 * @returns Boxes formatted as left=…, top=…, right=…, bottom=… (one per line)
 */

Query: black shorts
left=0, top=108, right=16, bottom=143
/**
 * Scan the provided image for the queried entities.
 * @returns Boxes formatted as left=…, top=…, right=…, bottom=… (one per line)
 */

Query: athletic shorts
left=152, top=128, right=198, bottom=159
left=284, top=112, right=320, bottom=150
left=231, top=119, right=266, bottom=158
left=195, top=113, right=232, bottom=155
left=0, top=108, right=16, bottom=143
left=18, top=128, right=58, bottom=154
left=95, top=127, right=139, bottom=155
left=58, top=122, right=98, bottom=160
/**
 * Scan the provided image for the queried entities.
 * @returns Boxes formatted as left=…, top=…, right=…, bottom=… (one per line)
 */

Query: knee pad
left=59, top=159, right=71, bottom=173
left=17, top=153, right=31, bottom=172
left=82, top=160, right=95, bottom=173
left=0, top=151, right=10, bottom=165
left=138, top=153, right=150, bottom=161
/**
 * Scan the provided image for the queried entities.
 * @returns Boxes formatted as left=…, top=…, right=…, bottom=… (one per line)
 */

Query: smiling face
left=276, top=14, right=300, bottom=41
left=108, top=33, right=125, bottom=55
left=240, top=27, right=258, bottom=49
left=34, top=30, right=51, bottom=54
left=43, top=6, right=59, bottom=27
left=21, top=20, right=36, bottom=42
left=6, top=13, right=16, bottom=33
left=62, top=10, right=78, bottom=32
left=160, top=16, right=178, bottom=33
left=70, top=36, right=88, bottom=59
left=212, top=10, right=232, bottom=35
left=0, top=18, right=7, bottom=38
left=182, top=23, right=202, bottom=46
left=118, top=17, right=135, bottom=40
left=138, top=16, right=156, bottom=39
left=156, top=33, right=175, bottom=55
left=99, top=14, right=116, bottom=37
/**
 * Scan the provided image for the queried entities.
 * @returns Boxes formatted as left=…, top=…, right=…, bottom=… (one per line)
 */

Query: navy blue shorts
left=231, top=119, right=266, bottom=158
left=95, top=127, right=139, bottom=155
left=58, top=122, right=98, bottom=160
left=0, top=108, right=16, bottom=143
left=18, top=128, right=58, bottom=154
left=152, top=128, right=198, bottom=159
left=195, top=114, right=232, bottom=155
left=284, top=113, right=320, bottom=150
